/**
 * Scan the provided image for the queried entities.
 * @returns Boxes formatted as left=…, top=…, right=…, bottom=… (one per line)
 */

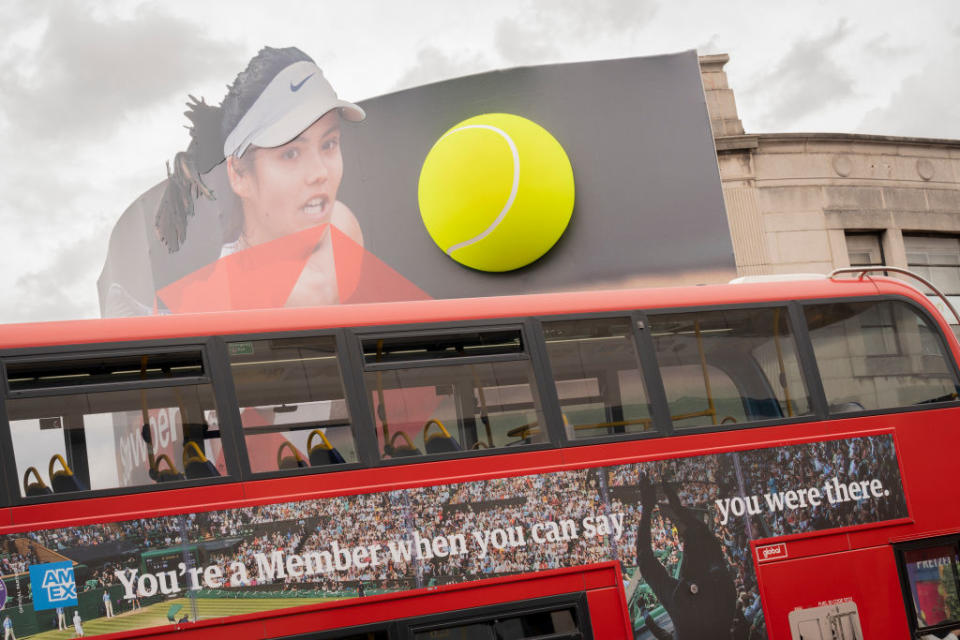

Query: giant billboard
left=97, top=48, right=735, bottom=316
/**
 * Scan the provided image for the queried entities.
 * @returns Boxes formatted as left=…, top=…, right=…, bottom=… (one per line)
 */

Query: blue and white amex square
left=28, top=561, right=78, bottom=610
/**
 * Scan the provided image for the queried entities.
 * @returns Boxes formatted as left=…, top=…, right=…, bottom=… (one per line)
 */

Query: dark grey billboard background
left=98, top=50, right=734, bottom=316
left=339, top=50, right=734, bottom=297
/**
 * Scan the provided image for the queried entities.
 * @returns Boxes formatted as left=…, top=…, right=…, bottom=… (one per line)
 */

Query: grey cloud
left=858, top=44, right=960, bottom=139
left=392, top=47, right=491, bottom=92
left=746, top=21, right=855, bottom=129
left=697, top=34, right=724, bottom=56
left=494, top=17, right=558, bottom=66
left=863, top=34, right=912, bottom=59
left=493, top=0, right=659, bottom=65
left=0, top=2, right=245, bottom=144
left=10, top=227, right=111, bottom=322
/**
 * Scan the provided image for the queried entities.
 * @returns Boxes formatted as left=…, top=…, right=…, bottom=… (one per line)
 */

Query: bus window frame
left=2, top=344, right=210, bottom=398
left=893, top=533, right=960, bottom=639
left=1, top=291, right=957, bottom=504
left=643, top=300, right=822, bottom=432
left=214, top=328, right=376, bottom=481
left=539, top=301, right=827, bottom=445
left=402, top=592, right=594, bottom=640
left=349, top=318, right=564, bottom=465
left=267, top=592, right=594, bottom=640
left=529, top=310, right=675, bottom=446
left=0, top=335, right=245, bottom=506
left=799, top=294, right=960, bottom=419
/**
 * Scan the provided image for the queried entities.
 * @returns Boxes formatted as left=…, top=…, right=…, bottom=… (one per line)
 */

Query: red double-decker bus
left=0, top=274, right=958, bottom=640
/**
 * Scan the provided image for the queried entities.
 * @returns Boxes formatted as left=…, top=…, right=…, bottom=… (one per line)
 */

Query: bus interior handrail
left=829, top=266, right=960, bottom=326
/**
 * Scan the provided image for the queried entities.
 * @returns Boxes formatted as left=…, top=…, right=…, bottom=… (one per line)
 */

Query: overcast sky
left=0, top=0, right=957, bottom=325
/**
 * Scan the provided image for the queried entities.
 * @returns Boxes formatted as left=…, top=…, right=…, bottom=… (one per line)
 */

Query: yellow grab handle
left=423, top=419, right=452, bottom=442
left=23, top=466, right=46, bottom=491
left=154, top=453, right=179, bottom=474
left=389, top=430, right=415, bottom=450
left=182, top=441, right=208, bottom=465
left=308, top=429, right=334, bottom=452
left=277, top=441, right=305, bottom=468
left=49, top=454, right=73, bottom=479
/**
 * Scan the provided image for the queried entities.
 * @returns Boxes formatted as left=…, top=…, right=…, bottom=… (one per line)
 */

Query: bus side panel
left=757, top=545, right=909, bottom=639
left=585, top=586, right=632, bottom=639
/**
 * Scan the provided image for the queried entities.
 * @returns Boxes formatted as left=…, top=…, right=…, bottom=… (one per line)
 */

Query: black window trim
left=894, top=533, right=960, bottom=639
left=799, top=293, right=960, bottom=419
left=638, top=301, right=820, bottom=434
left=533, top=310, right=674, bottom=447
left=356, top=323, right=531, bottom=371
left=2, top=344, right=212, bottom=399
left=403, top=591, right=592, bottom=640
left=350, top=319, right=559, bottom=465
left=0, top=336, right=244, bottom=506
left=1, top=291, right=958, bottom=506
left=217, top=329, right=375, bottom=481
left=266, top=591, right=593, bottom=640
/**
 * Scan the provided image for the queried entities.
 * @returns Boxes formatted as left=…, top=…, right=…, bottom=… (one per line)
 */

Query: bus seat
left=23, top=467, right=51, bottom=496
left=277, top=441, right=308, bottom=470
left=49, top=454, right=87, bottom=493
left=423, top=419, right=460, bottom=454
left=307, top=429, right=346, bottom=466
left=183, top=441, right=219, bottom=479
left=151, top=453, right=185, bottom=482
left=387, top=430, right=421, bottom=457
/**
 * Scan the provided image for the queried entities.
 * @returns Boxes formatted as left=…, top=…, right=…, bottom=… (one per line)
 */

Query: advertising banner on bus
left=0, top=434, right=906, bottom=639
left=97, top=49, right=735, bottom=318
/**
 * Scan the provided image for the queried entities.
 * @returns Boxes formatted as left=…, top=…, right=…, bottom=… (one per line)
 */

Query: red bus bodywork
left=0, top=276, right=956, bottom=639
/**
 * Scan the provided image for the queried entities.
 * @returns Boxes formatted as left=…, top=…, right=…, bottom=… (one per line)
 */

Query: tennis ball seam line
left=440, top=124, right=520, bottom=256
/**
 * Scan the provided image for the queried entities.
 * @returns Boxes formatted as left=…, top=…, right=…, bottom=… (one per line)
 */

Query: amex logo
left=29, top=561, right=78, bottom=610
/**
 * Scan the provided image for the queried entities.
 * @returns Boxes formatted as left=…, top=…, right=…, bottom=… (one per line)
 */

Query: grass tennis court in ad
left=28, top=596, right=335, bottom=639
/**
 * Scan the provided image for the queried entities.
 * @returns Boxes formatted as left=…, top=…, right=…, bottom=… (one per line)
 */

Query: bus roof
left=0, top=276, right=931, bottom=351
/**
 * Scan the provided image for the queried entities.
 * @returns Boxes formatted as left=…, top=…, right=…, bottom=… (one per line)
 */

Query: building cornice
left=750, top=131, right=960, bottom=150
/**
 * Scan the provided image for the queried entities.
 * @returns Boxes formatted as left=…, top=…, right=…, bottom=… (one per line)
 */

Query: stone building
left=701, top=54, right=960, bottom=323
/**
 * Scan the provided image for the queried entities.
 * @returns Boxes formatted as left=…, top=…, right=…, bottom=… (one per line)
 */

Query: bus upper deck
left=0, top=275, right=957, bottom=640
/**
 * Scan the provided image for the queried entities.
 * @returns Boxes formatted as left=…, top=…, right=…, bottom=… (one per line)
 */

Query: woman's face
left=229, top=110, right=343, bottom=244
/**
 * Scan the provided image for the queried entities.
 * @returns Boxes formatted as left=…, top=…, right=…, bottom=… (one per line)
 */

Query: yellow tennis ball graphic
left=418, top=113, right=575, bottom=272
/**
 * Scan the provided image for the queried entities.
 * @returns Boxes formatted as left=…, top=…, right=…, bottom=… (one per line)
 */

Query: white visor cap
left=223, top=60, right=365, bottom=158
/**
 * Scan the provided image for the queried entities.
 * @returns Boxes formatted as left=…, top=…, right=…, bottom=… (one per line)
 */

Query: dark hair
left=157, top=47, right=314, bottom=251
left=217, top=47, right=313, bottom=244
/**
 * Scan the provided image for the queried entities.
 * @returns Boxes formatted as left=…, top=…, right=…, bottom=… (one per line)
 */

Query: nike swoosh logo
left=290, top=73, right=314, bottom=92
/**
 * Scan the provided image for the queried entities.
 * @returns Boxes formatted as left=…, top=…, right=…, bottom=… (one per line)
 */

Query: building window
left=904, top=234, right=960, bottom=296
left=845, top=231, right=885, bottom=268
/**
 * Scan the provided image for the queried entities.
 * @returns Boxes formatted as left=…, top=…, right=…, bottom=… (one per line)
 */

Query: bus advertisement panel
left=1, top=433, right=906, bottom=639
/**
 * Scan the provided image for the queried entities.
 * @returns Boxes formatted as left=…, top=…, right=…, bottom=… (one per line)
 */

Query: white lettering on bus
left=582, top=514, right=624, bottom=539
left=530, top=519, right=578, bottom=544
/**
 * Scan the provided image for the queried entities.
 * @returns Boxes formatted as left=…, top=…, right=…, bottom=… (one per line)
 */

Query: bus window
left=362, top=330, right=545, bottom=458
left=541, top=317, right=654, bottom=439
left=898, top=541, right=960, bottom=638
left=649, top=307, right=811, bottom=429
left=805, top=300, right=960, bottom=413
left=411, top=604, right=583, bottom=639
left=5, top=351, right=220, bottom=497
left=227, top=336, right=357, bottom=472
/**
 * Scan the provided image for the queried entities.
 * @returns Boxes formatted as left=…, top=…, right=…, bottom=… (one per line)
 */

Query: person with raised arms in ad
left=636, top=474, right=738, bottom=639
